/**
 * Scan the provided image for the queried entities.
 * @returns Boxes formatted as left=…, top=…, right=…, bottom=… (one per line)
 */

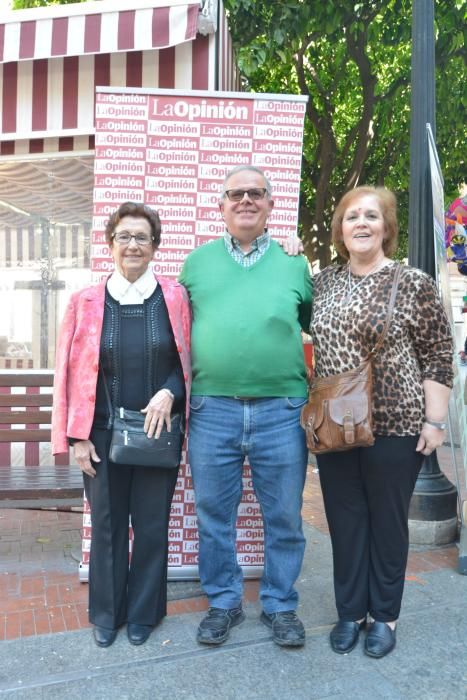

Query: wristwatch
left=424, top=418, right=447, bottom=430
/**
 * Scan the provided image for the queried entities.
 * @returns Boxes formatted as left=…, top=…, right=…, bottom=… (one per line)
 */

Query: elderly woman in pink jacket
left=52, top=202, right=191, bottom=649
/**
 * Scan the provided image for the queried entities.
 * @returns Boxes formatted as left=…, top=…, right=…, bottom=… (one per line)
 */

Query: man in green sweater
left=179, top=165, right=312, bottom=648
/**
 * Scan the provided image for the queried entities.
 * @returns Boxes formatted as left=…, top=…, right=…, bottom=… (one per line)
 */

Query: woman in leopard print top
left=310, top=186, right=453, bottom=659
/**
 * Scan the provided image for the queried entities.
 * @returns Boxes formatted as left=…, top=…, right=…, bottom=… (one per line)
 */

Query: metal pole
left=408, top=0, right=457, bottom=533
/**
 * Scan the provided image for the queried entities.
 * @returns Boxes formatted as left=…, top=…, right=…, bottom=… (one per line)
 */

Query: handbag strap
left=367, top=262, right=402, bottom=360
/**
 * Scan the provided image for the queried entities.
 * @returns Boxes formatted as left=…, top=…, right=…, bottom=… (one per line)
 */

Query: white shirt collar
left=107, top=266, right=157, bottom=305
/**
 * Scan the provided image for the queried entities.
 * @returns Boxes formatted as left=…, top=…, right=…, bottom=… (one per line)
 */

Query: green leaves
left=12, top=0, right=86, bottom=7
left=225, top=0, right=465, bottom=266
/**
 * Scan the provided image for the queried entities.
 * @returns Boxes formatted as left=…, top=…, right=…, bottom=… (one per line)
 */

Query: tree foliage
left=223, top=0, right=466, bottom=266
left=12, top=0, right=87, bottom=8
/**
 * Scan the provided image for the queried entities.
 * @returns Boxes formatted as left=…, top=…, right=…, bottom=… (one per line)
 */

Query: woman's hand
left=418, top=379, right=450, bottom=456
left=73, top=440, right=100, bottom=478
left=141, top=389, right=174, bottom=439
left=416, top=423, right=446, bottom=456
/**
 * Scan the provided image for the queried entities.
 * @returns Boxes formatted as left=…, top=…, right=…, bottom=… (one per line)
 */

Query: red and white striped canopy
left=0, top=0, right=199, bottom=62
left=0, top=0, right=215, bottom=146
left=0, top=1, right=239, bottom=229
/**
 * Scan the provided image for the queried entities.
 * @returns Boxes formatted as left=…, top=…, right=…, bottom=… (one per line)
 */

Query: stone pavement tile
left=4, top=611, right=21, bottom=640
left=0, top=542, right=19, bottom=555
left=0, top=572, right=17, bottom=594
left=75, top=602, right=89, bottom=628
left=0, top=567, right=89, bottom=641
left=44, top=584, right=60, bottom=607
left=167, top=596, right=208, bottom=616
left=57, top=582, right=80, bottom=606
left=45, top=572, right=82, bottom=585
left=19, top=609, right=35, bottom=637
left=1, top=584, right=465, bottom=700
left=399, top=568, right=466, bottom=625
left=33, top=607, right=52, bottom=636
left=2, top=594, right=46, bottom=614
left=20, top=575, right=47, bottom=596
left=407, top=545, right=458, bottom=575
left=46, top=606, right=67, bottom=634
left=61, top=604, right=81, bottom=631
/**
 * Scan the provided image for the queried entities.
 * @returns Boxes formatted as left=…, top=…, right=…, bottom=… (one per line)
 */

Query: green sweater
left=179, top=239, right=313, bottom=397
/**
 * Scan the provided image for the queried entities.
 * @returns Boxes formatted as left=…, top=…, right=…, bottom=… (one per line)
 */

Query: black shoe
left=330, top=619, right=366, bottom=654
left=365, top=621, right=396, bottom=658
left=197, top=606, right=245, bottom=645
left=127, top=623, right=153, bottom=646
left=93, top=625, right=118, bottom=648
left=260, top=610, right=305, bottom=647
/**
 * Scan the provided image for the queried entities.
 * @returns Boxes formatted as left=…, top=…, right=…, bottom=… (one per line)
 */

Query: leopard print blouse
left=310, top=261, right=454, bottom=436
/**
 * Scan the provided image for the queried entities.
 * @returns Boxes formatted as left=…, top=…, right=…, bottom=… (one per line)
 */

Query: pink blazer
left=51, top=275, right=191, bottom=455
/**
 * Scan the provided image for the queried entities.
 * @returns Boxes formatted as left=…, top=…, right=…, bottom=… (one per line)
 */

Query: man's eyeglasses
left=224, top=188, right=268, bottom=202
left=112, top=231, right=153, bottom=246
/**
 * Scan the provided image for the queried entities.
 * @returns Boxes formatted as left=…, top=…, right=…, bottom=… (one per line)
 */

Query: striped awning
left=0, top=0, right=200, bottom=63
left=0, top=0, right=212, bottom=145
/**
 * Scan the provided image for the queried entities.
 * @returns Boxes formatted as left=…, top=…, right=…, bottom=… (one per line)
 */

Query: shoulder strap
left=368, top=263, right=402, bottom=359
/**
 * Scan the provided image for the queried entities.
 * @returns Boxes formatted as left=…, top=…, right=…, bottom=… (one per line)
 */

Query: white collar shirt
left=106, top=266, right=157, bottom=305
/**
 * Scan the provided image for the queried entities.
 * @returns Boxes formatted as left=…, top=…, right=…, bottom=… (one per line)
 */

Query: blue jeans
left=188, top=396, right=308, bottom=613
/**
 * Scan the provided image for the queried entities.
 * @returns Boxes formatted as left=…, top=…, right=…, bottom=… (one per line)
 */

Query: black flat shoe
left=330, top=619, right=366, bottom=654
left=93, top=625, right=118, bottom=648
left=127, top=623, right=154, bottom=646
left=365, top=621, right=396, bottom=658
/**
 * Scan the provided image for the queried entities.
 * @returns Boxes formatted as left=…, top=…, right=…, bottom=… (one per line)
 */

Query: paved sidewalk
left=1, top=450, right=466, bottom=698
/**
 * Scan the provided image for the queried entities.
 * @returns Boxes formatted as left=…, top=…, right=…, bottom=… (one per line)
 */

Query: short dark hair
left=331, top=186, right=399, bottom=260
left=104, top=202, right=161, bottom=249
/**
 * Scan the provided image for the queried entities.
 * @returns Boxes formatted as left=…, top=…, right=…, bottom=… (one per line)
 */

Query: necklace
left=342, top=259, right=388, bottom=305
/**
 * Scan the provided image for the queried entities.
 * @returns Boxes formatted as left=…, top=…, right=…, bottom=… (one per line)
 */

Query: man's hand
left=278, top=236, right=304, bottom=256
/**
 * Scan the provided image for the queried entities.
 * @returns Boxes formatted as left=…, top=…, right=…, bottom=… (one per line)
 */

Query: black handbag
left=101, top=369, right=184, bottom=469
left=109, top=407, right=183, bottom=468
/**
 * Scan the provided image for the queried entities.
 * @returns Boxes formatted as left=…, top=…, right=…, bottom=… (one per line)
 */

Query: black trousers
left=317, top=435, right=423, bottom=622
left=83, top=428, right=178, bottom=630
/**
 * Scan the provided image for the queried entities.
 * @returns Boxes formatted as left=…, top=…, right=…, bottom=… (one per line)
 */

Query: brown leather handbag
left=301, top=264, right=402, bottom=454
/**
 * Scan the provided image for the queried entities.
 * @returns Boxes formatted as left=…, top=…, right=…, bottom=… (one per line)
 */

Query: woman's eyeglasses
left=112, top=232, right=153, bottom=246
left=223, top=188, right=268, bottom=202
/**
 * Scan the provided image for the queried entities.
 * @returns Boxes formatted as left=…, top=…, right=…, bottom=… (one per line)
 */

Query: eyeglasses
left=224, top=188, right=268, bottom=202
left=112, top=231, right=153, bottom=246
